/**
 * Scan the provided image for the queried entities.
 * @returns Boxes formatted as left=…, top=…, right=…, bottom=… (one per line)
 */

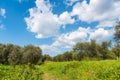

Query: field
left=0, top=60, right=120, bottom=80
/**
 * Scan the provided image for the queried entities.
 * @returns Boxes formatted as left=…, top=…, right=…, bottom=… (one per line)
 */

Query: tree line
left=53, top=40, right=119, bottom=61
left=0, top=44, right=42, bottom=64
left=0, top=22, right=120, bottom=64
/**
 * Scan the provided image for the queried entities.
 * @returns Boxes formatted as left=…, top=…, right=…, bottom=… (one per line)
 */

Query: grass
left=0, top=60, right=120, bottom=80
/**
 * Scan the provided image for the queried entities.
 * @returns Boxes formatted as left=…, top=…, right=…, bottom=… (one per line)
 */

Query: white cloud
left=40, top=45, right=59, bottom=55
left=40, top=27, right=114, bottom=55
left=25, top=0, right=120, bottom=55
left=25, top=0, right=74, bottom=38
left=40, top=27, right=90, bottom=55
left=53, top=27, right=90, bottom=47
left=71, top=0, right=120, bottom=24
left=97, top=20, right=117, bottom=28
left=40, top=44, right=71, bottom=56
left=25, top=0, right=119, bottom=39
left=59, top=11, right=75, bottom=27
left=64, top=0, right=79, bottom=6
left=52, top=27, right=114, bottom=48
left=89, top=28, right=114, bottom=42
left=0, top=8, right=6, bottom=18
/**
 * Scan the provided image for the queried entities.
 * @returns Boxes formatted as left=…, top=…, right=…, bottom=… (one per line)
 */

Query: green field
left=0, top=60, right=120, bottom=80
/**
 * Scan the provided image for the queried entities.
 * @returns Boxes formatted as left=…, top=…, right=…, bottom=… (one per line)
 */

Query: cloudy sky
left=0, top=0, right=120, bottom=56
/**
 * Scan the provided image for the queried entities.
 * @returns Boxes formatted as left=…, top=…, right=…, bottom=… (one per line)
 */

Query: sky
left=0, top=0, right=120, bottom=56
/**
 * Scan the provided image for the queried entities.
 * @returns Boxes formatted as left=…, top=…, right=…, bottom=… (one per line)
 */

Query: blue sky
left=0, top=0, right=120, bottom=56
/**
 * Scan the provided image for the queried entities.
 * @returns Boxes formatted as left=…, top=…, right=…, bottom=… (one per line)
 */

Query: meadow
left=0, top=60, right=120, bottom=80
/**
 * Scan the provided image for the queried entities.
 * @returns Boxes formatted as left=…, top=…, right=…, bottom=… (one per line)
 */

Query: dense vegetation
left=0, top=44, right=42, bottom=64
left=0, top=22, right=120, bottom=64
left=0, top=60, right=120, bottom=80
left=0, top=39, right=119, bottom=64
left=53, top=40, right=116, bottom=61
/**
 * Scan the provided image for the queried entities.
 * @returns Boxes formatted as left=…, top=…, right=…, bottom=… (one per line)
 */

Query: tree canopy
left=114, top=22, right=120, bottom=44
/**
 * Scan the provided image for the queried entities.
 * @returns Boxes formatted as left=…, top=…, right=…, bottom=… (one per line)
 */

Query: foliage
left=0, top=64, right=43, bottom=80
left=114, top=22, right=120, bottom=58
left=22, top=45, right=42, bottom=64
left=112, top=44, right=120, bottom=58
left=8, top=45, right=22, bottom=65
left=0, top=60, right=120, bottom=80
left=42, top=54, right=52, bottom=62
left=41, top=60, right=120, bottom=80
left=114, top=22, right=120, bottom=44
left=53, top=40, right=116, bottom=62
left=0, top=44, right=43, bottom=65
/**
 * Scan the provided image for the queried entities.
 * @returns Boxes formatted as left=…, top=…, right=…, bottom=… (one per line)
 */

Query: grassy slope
left=0, top=60, right=120, bottom=80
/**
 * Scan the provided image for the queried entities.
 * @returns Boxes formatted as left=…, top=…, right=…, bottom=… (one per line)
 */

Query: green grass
left=0, top=60, right=120, bottom=80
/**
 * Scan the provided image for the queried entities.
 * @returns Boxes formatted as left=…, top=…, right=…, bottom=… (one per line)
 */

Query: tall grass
left=0, top=60, right=120, bottom=80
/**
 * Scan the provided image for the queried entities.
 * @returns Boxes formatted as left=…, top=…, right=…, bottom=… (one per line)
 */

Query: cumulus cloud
left=96, top=20, right=117, bottom=28
left=0, top=8, right=6, bottom=18
left=64, top=0, right=79, bottom=6
left=52, top=27, right=114, bottom=49
left=52, top=27, right=90, bottom=48
left=40, top=27, right=114, bottom=55
left=59, top=11, right=75, bottom=26
left=25, top=0, right=120, bottom=55
left=71, top=0, right=120, bottom=24
left=25, top=0, right=118, bottom=39
left=89, top=28, right=114, bottom=42
left=40, top=27, right=90, bottom=55
left=25, top=0, right=74, bottom=38
left=40, top=45, right=59, bottom=55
